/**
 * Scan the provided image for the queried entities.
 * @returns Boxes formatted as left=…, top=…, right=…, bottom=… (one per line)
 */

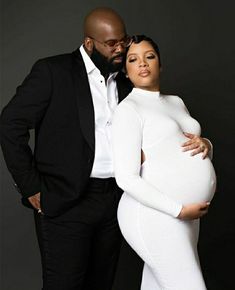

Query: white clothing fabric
left=112, top=88, right=216, bottom=290
left=80, top=45, right=118, bottom=178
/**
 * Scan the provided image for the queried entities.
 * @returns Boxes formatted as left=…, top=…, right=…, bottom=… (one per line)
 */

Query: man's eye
left=106, top=40, right=117, bottom=47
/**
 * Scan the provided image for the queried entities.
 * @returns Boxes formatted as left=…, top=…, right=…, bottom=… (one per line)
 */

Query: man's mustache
left=111, top=53, right=125, bottom=62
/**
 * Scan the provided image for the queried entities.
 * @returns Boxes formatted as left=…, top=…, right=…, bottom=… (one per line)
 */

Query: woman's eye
left=128, top=58, right=136, bottom=63
left=147, top=55, right=155, bottom=59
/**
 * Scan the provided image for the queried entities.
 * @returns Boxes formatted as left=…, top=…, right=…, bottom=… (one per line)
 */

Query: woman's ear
left=84, top=37, right=93, bottom=54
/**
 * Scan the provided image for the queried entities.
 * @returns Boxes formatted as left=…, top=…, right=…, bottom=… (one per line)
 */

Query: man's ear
left=84, top=37, right=93, bottom=54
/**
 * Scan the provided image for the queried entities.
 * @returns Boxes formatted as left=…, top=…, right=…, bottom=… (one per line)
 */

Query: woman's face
left=126, top=40, right=160, bottom=91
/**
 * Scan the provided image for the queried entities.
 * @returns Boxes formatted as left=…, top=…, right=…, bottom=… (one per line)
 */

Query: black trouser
left=34, top=178, right=123, bottom=290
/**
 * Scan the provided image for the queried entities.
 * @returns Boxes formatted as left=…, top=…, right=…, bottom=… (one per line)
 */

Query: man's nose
left=114, top=43, right=125, bottom=53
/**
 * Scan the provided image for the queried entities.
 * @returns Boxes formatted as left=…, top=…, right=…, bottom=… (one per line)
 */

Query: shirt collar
left=80, top=45, right=96, bottom=74
left=79, top=44, right=119, bottom=80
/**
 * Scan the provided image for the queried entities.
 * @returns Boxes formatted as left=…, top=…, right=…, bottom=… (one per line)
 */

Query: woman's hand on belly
left=182, top=132, right=211, bottom=159
left=177, top=201, right=210, bottom=220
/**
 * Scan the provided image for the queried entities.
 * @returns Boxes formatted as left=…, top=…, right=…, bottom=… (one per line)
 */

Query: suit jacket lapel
left=71, top=50, right=132, bottom=152
left=72, top=49, right=95, bottom=151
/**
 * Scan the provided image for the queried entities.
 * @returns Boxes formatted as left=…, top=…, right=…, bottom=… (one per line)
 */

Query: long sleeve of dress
left=112, top=102, right=183, bottom=218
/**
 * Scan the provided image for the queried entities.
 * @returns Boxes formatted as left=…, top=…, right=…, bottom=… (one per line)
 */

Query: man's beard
left=90, top=46, right=124, bottom=78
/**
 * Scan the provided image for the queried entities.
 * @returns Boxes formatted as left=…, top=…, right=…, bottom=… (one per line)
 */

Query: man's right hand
left=28, top=192, right=41, bottom=211
left=177, top=202, right=210, bottom=220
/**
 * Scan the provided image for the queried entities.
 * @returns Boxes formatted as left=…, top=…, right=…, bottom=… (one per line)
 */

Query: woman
left=112, top=35, right=216, bottom=290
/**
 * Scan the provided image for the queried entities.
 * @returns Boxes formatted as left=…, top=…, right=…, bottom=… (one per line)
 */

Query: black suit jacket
left=0, top=49, right=132, bottom=216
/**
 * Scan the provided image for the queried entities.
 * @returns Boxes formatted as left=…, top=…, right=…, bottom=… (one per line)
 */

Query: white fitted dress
left=112, top=88, right=216, bottom=290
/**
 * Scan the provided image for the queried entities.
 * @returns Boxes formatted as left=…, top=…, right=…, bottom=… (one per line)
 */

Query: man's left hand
left=182, top=132, right=211, bottom=159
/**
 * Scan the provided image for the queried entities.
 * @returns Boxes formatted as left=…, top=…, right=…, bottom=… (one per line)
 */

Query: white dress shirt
left=80, top=45, right=118, bottom=178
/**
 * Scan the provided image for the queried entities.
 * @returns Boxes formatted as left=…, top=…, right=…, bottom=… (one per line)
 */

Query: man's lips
left=113, top=56, right=123, bottom=62
left=139, top=70, right=150, bottom=77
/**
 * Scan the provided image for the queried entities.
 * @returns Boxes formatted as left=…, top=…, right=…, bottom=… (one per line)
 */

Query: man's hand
left=182, top=132, right=211, bottom=159
left=28, top=192, right=41, bottom=212
left=177, top=202, right=210, bottom=220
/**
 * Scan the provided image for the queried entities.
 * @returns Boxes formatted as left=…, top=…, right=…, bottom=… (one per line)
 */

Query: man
left=0, top=7, right=211, bottom=290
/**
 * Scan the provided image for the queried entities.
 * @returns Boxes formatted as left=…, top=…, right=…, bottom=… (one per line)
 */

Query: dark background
left=1, top=1, right=234, bottom=289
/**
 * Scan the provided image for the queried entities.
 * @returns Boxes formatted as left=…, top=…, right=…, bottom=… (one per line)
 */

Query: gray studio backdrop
left=1, top=1, right=235, bottom=289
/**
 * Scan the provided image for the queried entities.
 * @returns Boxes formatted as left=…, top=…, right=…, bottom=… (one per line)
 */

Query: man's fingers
left=29, top=200, right=40, bottom=209
left=30, top=199, right=41, bottom=209
left=28, top=194, right=41, bottom=210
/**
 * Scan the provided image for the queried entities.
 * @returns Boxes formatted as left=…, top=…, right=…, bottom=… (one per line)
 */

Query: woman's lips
left=139, top=70, right=150, bottom=77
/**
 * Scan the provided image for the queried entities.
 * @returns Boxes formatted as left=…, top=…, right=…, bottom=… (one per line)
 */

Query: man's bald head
left=83, top=7, right=126, bottom=39
left=83, top=8, right=127, bottom=77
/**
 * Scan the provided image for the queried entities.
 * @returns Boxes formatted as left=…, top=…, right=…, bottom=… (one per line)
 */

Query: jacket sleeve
left=112, top=102, right=182, bottom=218
left=0, top=59, right=52, bottom=197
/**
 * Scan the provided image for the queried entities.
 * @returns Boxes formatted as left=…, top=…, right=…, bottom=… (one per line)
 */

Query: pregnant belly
left=141, top=150, right=216, bottom=204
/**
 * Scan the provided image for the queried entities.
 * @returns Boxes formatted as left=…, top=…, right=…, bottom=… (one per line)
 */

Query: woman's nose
left=139, top=60, right=148, bottom=67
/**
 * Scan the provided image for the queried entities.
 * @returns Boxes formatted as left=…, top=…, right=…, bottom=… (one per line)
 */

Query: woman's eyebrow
left=127, top=53, right=137, bottom=57
left=127, top=50, right=156, bottom=57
